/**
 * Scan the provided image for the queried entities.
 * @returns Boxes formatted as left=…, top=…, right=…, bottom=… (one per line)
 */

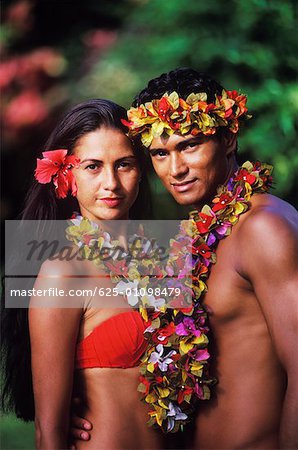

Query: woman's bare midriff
left=74, top=367, right=164, bottom=450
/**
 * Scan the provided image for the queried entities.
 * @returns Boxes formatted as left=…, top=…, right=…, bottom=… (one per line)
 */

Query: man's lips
left=171, top=179, right=198, bottom=193
left=99, top=197, right=123, bottom=207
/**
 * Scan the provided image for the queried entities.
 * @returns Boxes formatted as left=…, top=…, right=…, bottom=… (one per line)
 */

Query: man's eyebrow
left=175, top=136, right=204, bottom=150
left=149, top=137, right=204, bottom=154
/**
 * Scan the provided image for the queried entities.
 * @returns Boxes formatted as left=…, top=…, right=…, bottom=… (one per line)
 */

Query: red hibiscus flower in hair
left=35, top=149, right=80, bottom=199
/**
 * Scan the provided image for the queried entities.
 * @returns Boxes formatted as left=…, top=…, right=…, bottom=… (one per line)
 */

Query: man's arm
left=240, top=206, right=298, bottom=449
left=29, top=260, right=82, bottom=449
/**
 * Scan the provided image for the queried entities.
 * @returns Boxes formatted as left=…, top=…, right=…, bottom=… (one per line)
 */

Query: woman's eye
left=86, top=164, right=98, bottom=171
left=117, top=161, right=134, bottom=169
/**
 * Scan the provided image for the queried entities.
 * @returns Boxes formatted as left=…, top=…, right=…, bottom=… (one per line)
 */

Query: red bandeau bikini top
left=75, top=310, right=147, bottom=369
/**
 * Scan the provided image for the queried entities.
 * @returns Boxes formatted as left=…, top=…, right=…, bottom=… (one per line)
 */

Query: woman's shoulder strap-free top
left=75, top=310, right=147, bottom=369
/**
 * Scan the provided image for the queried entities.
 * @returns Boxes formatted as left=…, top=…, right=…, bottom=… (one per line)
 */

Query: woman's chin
left=89, top=208, right=129, bottom=221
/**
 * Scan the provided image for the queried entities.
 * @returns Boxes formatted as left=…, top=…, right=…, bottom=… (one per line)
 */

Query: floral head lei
left=122, top=89, right=251, bottom=147
left=35, top=149, right=80, bottom=199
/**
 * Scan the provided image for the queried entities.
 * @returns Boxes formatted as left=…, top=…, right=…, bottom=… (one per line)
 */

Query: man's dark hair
left=133, top=67, right=225, bottom=106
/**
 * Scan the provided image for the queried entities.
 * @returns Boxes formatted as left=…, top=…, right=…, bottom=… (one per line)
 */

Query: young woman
left=2, top=99, right=164, bottom=449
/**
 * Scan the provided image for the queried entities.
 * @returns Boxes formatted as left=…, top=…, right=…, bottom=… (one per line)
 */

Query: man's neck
left=194, top=158, right=239, bottom=211
left=223, top=158, right=239, bottom=186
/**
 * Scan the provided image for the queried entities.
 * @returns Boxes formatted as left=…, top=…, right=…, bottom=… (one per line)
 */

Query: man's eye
left=185, top=142, right=200, bottom=149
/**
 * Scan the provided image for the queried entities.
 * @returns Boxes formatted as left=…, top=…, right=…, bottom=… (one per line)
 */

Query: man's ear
left=222, top=131, right=238, bottom=156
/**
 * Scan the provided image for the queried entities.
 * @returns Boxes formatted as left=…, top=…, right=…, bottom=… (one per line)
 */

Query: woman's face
left=72, top=127, right=140, bottom=220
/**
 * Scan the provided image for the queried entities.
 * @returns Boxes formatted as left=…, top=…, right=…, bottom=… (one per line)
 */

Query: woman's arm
left=29, top=259, right=82, bottom=450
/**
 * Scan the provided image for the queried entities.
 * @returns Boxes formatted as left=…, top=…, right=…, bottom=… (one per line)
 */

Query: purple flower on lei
left=148, top=344, right=176, bottom=372
left=166, top=403, right=188, bottom=432
left=175, top=317, right=201, bottom=337
left=193, top=348, right=210, bottom=361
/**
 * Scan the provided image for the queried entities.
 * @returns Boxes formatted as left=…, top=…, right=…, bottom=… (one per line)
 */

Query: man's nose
left=101, top=166, right=119, bottom=191
left=169, top=153, right=188, bottom=178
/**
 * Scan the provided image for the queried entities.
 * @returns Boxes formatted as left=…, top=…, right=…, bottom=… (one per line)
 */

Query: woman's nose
left=169, top=153, right=188, bottom=178
left=101, top=166, right=119, bottom=191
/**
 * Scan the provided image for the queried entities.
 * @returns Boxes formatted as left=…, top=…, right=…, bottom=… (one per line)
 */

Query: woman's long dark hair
left=1, top=99, right=153, bottom=421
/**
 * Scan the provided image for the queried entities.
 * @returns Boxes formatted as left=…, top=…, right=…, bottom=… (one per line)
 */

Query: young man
left=71, top=68, right=298, bottom=449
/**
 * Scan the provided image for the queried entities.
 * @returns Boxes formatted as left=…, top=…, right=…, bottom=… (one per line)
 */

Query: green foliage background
left=71, top=0, right=298, bottom=208
left=2, top=0, right=298, bottom=223
left=1, top=0, right=297, bottom=448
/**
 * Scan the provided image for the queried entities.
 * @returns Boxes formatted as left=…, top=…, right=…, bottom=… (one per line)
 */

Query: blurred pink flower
left=0, top=48, right=65, bottom=90
left=4, top=90, right=48, bottom=128
left=0, top=60, right=18, bottom=89
left=5, top=0, right=34, bottom=32
left=83, top=29, right=117, bottom=50
left=23, top=48, right=65, bottom=78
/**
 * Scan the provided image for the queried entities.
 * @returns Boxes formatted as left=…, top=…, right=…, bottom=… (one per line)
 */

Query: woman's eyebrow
left=148, top=147, right=166, bottom=155
left=115, top=156, right=137, bottom=162
left=80, top=158, right=102, bottom=164
left=80, top=156, right=137, bottom=164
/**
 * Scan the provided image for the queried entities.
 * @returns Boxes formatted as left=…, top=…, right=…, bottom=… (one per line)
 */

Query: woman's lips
left=171, top=179, right=197, bottom=193
left=99, top=197, right=123, bottom=207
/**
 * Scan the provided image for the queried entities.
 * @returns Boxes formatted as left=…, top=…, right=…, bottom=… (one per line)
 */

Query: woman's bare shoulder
left=39, top=247, right=106, bottom=277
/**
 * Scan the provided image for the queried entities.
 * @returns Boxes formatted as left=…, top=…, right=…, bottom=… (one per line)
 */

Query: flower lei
left=122, top=90, right=251, bottom=147
left=65, top=160, right=273, bottom=434
left=35, top=149, right=79, bottom=199
left=137, top=160, right=273, bottom=432
left=65, top=218, right=168, bottom=309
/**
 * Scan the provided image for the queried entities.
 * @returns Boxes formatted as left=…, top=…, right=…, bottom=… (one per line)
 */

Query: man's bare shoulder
left=237, top=193, right=298, bottom=274
left=239, top=193, right=297, bottom=239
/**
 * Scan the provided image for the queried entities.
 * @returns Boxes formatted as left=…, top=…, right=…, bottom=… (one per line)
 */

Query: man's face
left=148, top=133, right=236, bottom=209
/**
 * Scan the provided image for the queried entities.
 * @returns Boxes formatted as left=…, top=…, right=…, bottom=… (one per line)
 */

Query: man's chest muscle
left=203, top=233, right=257, bottom=325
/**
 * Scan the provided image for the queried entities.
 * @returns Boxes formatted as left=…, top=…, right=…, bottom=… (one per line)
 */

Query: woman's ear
left=222, top=131, right=238, bottom=156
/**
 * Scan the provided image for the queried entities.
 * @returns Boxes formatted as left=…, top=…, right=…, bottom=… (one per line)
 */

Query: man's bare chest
left=202, top=231, right=258, bottom=326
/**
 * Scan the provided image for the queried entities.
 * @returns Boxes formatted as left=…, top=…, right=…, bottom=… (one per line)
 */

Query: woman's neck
left=80, top=214, right=130, bottom=250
